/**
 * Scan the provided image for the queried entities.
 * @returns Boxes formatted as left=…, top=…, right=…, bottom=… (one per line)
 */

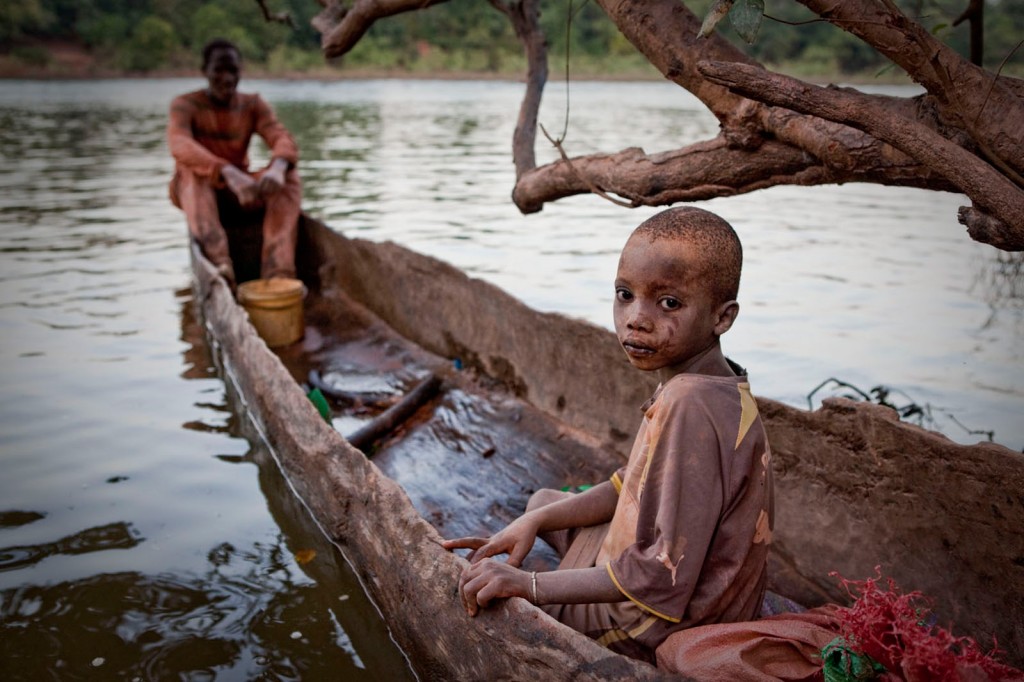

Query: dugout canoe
left=190, top=213, right=1024, bottom=678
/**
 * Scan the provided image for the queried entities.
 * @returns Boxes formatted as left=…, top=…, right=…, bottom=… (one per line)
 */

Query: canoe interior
left=196, top=211, right=669, bottom=679
left=200, top=211, right=1024, bottom=670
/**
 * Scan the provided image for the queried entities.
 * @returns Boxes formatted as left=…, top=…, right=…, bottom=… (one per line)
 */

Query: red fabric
left=654, top=605, right=841, bottom=681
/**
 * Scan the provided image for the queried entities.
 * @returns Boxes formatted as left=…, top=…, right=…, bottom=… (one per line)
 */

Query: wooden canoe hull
left=192, top=215, right=1024, bottom=675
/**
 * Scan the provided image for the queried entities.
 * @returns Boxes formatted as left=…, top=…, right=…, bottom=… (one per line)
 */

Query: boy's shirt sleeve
left=253, top=95, right=299, bottom=168
left=167, top=95, right=230, bottom=181
left=599, top=382, right=724, bottom=622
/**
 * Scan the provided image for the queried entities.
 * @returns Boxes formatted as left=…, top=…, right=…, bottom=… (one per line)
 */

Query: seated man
left=167, top=38, right=301, bottom=289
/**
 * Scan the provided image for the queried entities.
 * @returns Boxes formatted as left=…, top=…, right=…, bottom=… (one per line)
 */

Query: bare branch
left=699, top=60, right=1024, bottom=249
left=959, top=207, right=1020, bottom=252
left=952, top=0, right=984, bottom=65
left=592, top=0, right=759, bottom=129
left=490, top=0, right=547, bottom=179
left=315, top=0, right=450, bottom=59
left=797, top=0, right=1024, bottom=179
left=510, top=136, right=923, bottom=214
left=254, top=0, right=297, bottom=28
left=539, top=124, right=635, bottom=208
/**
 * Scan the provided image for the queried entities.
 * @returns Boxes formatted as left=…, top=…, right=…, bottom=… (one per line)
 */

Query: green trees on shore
left=1, top=0, right=1021, bottom=78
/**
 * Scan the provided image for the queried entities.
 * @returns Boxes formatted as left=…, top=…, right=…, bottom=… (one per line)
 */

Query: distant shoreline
left=0, top=65, right=914, bottom=88
left=0, top=48, right=914, bottom=87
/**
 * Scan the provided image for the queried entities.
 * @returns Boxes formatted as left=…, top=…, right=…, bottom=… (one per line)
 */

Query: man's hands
left=221, top=157, right=290, bottom=209
left=258, top=157, right=289, bottom=196
left=221, top=164, right=260, bottom=208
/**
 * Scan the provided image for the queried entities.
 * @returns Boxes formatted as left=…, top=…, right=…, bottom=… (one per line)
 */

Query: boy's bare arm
left=458, top=562, right=622, bottom=616
left=442, top=481, right=618, bottom=567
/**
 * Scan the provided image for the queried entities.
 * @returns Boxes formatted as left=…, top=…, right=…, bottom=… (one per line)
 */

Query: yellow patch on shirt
left=735, top=383, right=759, bottom=450
left=752, top=508, right=772, bottom=544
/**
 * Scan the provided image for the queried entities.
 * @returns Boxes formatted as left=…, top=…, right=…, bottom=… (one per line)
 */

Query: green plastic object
left=559, top=484, right=595, bottom=494
left=821, top=637, right=887, bottom=682
left=307, top=387, right=332, bottom=424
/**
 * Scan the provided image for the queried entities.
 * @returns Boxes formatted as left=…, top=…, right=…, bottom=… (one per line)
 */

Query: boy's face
left=613, top=233, right=730, bottom=373
left=204, top=47, right=241, bottom=105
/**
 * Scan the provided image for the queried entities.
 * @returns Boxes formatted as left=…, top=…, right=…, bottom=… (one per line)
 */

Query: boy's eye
left=659, top=297, right=681, bottom=311
left=615, top=287, right=633, bottom=302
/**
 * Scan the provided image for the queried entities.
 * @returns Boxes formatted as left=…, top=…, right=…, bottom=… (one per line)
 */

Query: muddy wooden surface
left=193, top=242, right=675, bottom=680
left=303, top=217, right=1024, bottom=664
left=278, top=282, right=625, bottom=570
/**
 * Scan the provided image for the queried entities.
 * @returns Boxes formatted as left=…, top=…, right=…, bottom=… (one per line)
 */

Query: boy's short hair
left=633, top=206, right=742, bottom=304
left=202, top=38, right=241, bottom=70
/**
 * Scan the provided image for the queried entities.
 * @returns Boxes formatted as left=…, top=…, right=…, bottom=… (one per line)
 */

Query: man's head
left=202, top=38, right=242, bottom=105
left=613, top=207, right=743, bottom=373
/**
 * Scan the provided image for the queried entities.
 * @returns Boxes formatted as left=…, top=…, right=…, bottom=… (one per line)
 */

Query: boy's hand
left=457, top=559, right=531, bottom=616
left=442, top=516, right=540, bottom=567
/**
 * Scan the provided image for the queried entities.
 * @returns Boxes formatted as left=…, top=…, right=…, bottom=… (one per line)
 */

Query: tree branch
left=254, top=0, right=297, bottom=28
left=699, top=59, right=1024, bottom=250
left=511, top=135, right=946, bottom=215
left=315, top=0, right=450, bottom=59
left=490, top=0, right=547, bottom=180
left=797, top=0, right=1024, bottom=180
left=592, top=0, right=760, bottom=134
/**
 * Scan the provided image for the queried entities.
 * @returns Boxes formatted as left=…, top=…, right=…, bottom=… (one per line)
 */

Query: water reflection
left=0, top=521, right=142, bottom=573
left=1, top=543, right=398, bottom=680
left=0, top=353, right=412, bottom=682
left=973, top=252, right=1024, bottom=316
left=177, top=286, right=414, bottom=680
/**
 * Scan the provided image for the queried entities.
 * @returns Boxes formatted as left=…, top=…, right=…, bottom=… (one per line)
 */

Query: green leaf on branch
left=730, top=0, right=764, bottom=44
left=699, top=0, right=734, bottom=39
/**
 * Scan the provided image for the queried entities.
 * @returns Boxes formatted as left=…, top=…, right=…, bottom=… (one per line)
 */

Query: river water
left=0, top=78, right=1020, bottom=679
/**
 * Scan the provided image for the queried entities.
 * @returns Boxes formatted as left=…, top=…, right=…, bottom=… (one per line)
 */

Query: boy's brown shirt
left=595, top=370, right=773, bottom=650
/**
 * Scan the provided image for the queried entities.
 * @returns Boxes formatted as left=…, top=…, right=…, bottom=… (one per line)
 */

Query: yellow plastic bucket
left=237, top=277, right=306, bottom=347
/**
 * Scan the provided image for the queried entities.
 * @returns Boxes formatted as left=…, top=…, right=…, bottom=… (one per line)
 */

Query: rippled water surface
left=0, top=78, right=1021, bottom=678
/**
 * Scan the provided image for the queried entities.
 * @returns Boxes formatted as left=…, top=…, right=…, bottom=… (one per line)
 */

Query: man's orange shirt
left=168, top=89, right=298, bottom=183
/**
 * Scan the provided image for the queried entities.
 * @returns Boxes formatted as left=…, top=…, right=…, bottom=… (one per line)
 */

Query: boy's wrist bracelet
left=530, top=571, right=538, bottom=605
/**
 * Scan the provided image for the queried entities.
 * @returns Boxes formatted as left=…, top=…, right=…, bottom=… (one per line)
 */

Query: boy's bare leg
left=526, top=489, right=578, bottom=556
left=171, top=171, right=235, bottom=286
left=259, top=169, right=302, bottom=280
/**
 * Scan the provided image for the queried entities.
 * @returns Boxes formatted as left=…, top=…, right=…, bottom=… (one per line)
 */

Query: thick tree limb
left=798, top=0, right=1024, bottom=180
left=490, top=0, right=547, bottom=179
left=315, top=0, right=450, bottom=59
left=699, top=59, right=1024, bottom=250
left=512, top=136, right=947, bottom=214
left=592, top=0, right=758, bottom=135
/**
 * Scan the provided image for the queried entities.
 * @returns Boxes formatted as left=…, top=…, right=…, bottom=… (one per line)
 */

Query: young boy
left=443, top=207, right=774, bottom=663
left=167, top=38, right=302, bottom=288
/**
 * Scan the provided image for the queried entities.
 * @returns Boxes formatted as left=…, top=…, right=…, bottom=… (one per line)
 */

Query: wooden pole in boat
left=345, top=374, right=443, bottom=453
